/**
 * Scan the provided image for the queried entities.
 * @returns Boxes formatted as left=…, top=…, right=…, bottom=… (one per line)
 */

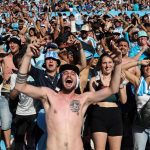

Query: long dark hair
left=13, top=45, right=27, bottom=69
left=29, top=27, right=37, bottom=36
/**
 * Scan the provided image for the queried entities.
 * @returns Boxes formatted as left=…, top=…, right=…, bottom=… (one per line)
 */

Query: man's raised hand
left=109, top=40, right=122, bottom=65
left=26, top=42, right=41, bottom=58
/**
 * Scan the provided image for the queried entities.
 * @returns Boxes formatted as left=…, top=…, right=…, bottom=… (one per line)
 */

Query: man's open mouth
left=66, top=79, right=73, bottom=83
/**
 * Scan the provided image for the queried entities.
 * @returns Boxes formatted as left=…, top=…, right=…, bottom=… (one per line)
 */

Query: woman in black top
left=89, top=53, right=126, bottom=150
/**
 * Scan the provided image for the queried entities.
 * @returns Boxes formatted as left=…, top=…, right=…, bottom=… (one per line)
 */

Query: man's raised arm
left=14, top=43, right=46, bottom=100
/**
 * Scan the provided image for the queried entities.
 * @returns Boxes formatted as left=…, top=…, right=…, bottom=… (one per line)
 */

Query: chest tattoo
left=70, top=100, right=81, bottom=114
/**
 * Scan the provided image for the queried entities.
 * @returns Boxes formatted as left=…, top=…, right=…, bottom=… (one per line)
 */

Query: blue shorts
left=0, top=96, right=12, bottom=130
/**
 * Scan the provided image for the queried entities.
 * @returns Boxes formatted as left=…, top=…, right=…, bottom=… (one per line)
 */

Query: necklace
left=49, top=74, right=58, bottom=84
left=45, top=73, right=58, bottom=84
left=100, top=72, right=111, bottom=87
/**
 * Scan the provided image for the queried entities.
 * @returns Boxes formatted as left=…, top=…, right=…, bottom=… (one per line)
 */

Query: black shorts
left=90, top=105, right=123, bottom=136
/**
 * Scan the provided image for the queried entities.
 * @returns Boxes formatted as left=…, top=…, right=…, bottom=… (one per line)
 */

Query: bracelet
left=17, top=72, right=28, bottom=76
left=16, top=72, right=28, bottom=84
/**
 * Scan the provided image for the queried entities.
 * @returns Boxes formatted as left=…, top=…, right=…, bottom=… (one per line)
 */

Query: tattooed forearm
left=16, top=72, right=28, bottom=84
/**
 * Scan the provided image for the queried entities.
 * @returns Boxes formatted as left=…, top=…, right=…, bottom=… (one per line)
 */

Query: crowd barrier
left=50, top=10, right=150, bottom=17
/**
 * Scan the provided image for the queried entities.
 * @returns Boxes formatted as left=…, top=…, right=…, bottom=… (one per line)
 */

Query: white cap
left=81, top=24, right=90, bottom=31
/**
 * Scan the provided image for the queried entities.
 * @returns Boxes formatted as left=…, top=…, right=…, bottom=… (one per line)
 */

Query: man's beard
left=62, top=83, right=76, bottom=94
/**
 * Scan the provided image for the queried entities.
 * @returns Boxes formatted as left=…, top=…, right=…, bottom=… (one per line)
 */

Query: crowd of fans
left=0, top=0, right=150, bottom=150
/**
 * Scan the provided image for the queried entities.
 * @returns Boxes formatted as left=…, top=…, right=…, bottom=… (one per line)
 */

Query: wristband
left=16, top=72, right=28, bottom=84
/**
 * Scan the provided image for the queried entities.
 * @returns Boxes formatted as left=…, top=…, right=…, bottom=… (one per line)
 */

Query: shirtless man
left=117, top=38, right=140, bottom=137
left=15, top=43, right=122, bottom=150
left=0, top=36, right=21, bottom=84
left=117, top=38, right=140, bottom=77
left=0, top=36, right=21, bottom=149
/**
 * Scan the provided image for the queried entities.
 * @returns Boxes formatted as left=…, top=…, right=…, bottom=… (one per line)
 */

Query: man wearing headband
left=15, top=43, right=122, bottom=150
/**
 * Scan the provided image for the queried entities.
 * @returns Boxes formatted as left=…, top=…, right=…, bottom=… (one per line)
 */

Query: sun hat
left=42, top=51, right=61, bottom=67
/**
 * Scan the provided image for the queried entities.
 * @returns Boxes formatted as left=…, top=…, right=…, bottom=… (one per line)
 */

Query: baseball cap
left=138, top=30, right=148, bottom=38
left=43, top=51, right=61, bottom=67
left=94, top=53, right=100, bottom=58
left=81, top=24, right=90, bottom=32
left=84, top=50, right=93, bottom=60
left=43, top=42, right=59, bottom=53
left=113, top=29, right=121, bottom=35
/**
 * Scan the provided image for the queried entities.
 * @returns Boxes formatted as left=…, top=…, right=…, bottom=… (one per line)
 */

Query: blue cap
left=11, top=23, right=19, bottom=30
left=84, top=50, right=93, bottom=60
left=43, top=51, right=61, bottom=67
left=138, top=30, right=148, bottom=38
left=94, top=53, right=100, bottom=58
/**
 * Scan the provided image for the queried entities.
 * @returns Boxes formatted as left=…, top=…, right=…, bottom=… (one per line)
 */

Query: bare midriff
left=97, top=102, right=118, bottom=107
left=46, top=135, right=84, bottom=150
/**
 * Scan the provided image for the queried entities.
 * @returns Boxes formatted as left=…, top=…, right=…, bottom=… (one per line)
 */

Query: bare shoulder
left=122, top=57, right=134, bottom=64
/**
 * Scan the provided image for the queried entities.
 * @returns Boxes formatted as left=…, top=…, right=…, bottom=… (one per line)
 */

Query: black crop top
left=94, top=79, right=118, bottom=103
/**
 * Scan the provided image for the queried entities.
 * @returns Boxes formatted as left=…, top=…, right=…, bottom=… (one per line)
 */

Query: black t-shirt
left=29, top=65, right=60, bottom=91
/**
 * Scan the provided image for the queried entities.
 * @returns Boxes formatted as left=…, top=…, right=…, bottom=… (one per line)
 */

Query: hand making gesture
left=108, top=40, right=122, bottom=65
left=26, top=41, right=41, bottom=58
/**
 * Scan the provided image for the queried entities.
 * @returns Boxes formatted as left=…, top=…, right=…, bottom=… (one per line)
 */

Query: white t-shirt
left=10, top=73, right=36, bottom=116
